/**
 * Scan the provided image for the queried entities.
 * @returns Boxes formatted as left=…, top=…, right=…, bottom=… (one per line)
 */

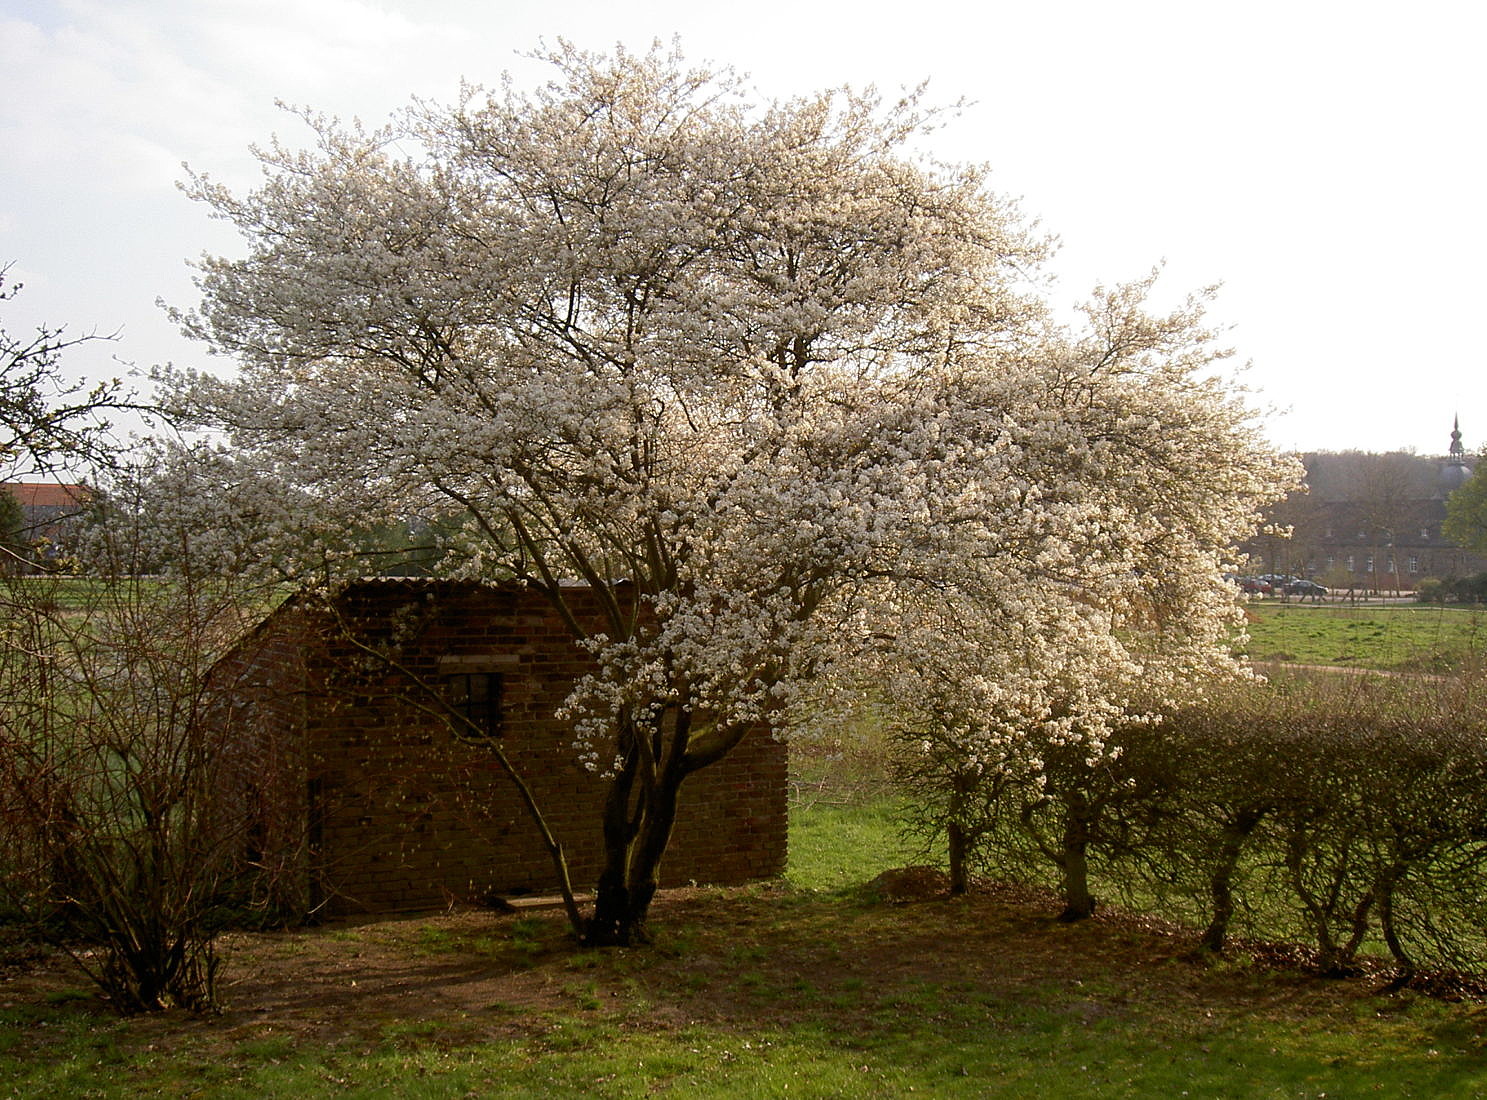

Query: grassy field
left=3, top=763, right=1486, bottom=1098
left=1238, top=601, right=1487, bottom=672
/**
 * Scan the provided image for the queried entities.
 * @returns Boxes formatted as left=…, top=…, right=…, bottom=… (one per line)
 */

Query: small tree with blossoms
left=161, top=42, right=1296, bottom=945
left=880, top=276, right=1300, bottom=916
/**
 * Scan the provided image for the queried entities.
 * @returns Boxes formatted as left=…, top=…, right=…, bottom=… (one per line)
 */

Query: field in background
left=1237, top=602, right=1486, bottom=672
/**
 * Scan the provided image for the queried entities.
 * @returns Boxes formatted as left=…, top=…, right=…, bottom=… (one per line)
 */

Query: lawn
left=1238, top=601, right=1487, bottom=672
left=3, top=769, right=1485, bottom=1098
left=9, top=890, right=1486, bottom=1099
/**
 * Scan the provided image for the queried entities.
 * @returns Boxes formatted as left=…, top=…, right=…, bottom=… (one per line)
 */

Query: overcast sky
left=3, top=0, right=1483, bottom=457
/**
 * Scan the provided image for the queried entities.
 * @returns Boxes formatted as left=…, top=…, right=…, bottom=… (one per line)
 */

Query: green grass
left=3, top=895, right=1485, bottom=1098
left=786, top=795, right=915, bottom=891
left=3, top=789, right=1486, bottom=1098
left=8, top=1013, right=1476, bottom=1099
left=1239, top=602, right=1487, bottom=671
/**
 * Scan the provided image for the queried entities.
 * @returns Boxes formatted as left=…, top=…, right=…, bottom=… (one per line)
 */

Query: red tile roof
left=2, top=483, right=92, bottom=508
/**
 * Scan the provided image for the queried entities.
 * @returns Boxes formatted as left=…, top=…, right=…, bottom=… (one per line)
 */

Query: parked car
left=1284, top=579, right=1329, bottom=598
left=1225, top=574, right=1271, bottom=594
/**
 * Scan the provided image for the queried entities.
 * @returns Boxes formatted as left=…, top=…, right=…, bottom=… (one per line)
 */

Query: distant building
left=1, top=482, right=93, bottom=558
left=1243, top=420, right=1484, bottom=592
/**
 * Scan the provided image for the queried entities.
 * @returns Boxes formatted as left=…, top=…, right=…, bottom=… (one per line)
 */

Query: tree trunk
left=1057, top=796, right=1096, bottom=921
left=947, top=820, right=968, bottom=896
left=1375, top=865, right=1415, bottom=986
left=1334, top=889, right=1375, bottom=976
left=584, top=795, right=681, bottom=945
left=583, top=718, right=688, bottom=947
left=1285, top=825, right=1371, bottom=976
left=1199, top=807, right=1266, bottom=954
left=585, top=742, right=644, bottom=946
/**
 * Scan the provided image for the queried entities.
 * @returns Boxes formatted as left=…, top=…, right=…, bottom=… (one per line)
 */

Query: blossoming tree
left=162, top=43, right=1294, bottom=943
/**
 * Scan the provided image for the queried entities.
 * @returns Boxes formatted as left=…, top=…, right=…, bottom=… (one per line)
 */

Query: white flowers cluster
left=157, top=43, right=1298, bottom=797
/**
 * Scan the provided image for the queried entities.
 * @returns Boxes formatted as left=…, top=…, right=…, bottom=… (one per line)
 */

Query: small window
left=437, top=655, right=516, bottom=740
left=446, top=671, right=503, bottom=738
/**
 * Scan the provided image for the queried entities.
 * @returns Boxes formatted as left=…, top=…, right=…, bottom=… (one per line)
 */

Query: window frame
left=438, top=654, right=519, bottom=740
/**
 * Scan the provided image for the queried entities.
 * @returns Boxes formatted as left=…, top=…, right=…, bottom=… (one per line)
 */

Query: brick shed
left=215, top=579, right=788, bottom=917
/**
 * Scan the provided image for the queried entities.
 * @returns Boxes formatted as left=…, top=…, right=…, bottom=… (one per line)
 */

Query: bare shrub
left=0, top=524, right=274, bottom=1012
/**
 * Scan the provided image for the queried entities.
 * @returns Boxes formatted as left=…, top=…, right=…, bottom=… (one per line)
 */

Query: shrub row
left=896, top=671, right=1487, bottom=980
left=1417, top=572, right=1487, bottom=605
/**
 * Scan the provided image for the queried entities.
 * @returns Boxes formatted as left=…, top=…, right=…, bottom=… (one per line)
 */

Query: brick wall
left=226, top=580, right=788, bottom=916
left=207, top=603, right=313, bottom=914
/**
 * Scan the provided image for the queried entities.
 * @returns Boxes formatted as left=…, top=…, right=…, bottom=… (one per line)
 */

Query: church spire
left=1441, top=414, right=1471, bottom=491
